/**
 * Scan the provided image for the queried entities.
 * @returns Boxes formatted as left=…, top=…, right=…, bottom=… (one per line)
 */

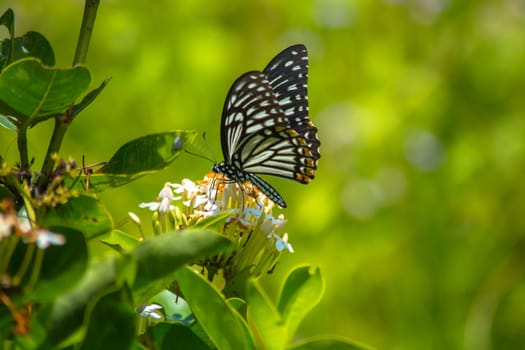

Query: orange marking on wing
left=295, top=173, right=312, bottom=183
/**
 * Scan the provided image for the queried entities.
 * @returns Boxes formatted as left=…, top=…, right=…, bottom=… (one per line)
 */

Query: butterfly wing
left=220, top=71, right=287, bottom=165
left=220, top=72, right=317, bottom=184
left=263, top=44, right=320, bottom=161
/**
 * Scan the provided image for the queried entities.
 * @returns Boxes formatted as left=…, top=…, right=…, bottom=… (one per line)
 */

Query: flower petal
left=274, top=233, right=294, bottom=253
left=139, top=202, right=160, bottom=211
left=36, top=230, right=66, bottom=249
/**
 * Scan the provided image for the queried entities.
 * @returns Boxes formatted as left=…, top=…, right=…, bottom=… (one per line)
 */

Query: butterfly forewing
left=263, top=44, right=308, bottom=127
left=263, top=44, right=320, bottom=160
left=221, top=72, right=287, bottom=164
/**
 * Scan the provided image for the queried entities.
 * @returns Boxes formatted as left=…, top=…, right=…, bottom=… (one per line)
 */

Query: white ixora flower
left=273, top=232, right=294, bottom=253
left=21, top=229, right=66, bottom=249
left=137, top=303, right=164, bottom=320
left=139, top=183, right=180, bottom=213
left=0, top=213, right=15, bottom=239
left=140, top=173, right=296, bottom=283
left=17, top=207, right=32, bottom=233
left=170, top=179, right=212, bottom=209
left=34, top=230, right=66, bottom=249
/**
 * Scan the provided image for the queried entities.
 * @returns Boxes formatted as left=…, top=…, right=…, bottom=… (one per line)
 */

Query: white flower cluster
left=139, top=176, right=294, bottom=254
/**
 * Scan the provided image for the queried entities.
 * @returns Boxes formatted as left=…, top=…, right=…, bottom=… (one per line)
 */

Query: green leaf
left=227, top=297, right=246, bottom=312
left=246, top=279, right=287, bottom=350
left=0, top=9, right=15, bottom=69
left=0, top=57, right=91, bottom=124
left=68, top=130, right=198, bottom=192
left=149, top=323, right=211, bottom=350
left=186, top=320, right=215, bottom=349
left=0, top=300, right=14, bottom=339
left=100, top=131, right=196, bottom=174
left=71, top=77, right=110, bottom=118
left=277, top=266, right=324, bottom=344
left=0, top=31, right=55, bottom=68
left=99, top=229, right=140, bottom=253
left=290, top=337, right=374, bottom=350
left=174, top=266, right=255, bottom=350
left=79, top=289, right=137, bottom=350
left=43, top=255, right=136, bottom=347
left=162, top=324, right=211, bottom=350
left=0, top=9, right=14, bottom=37
left=0, top=114, right=16, bottom=130
left=131, top=228, right=231, bottom=296
left=222, top=265, right=254, bottom=299
left=1, top=9, right=55, bottom=71
left=37, top=195, right=113, bottom=239
left=0, top=184, right=15, bottom=200
left=29, top=226, right=88, bottom=302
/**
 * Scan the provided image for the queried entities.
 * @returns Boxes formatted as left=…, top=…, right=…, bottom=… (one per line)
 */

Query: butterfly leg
left=211, top=173, right=247, bottom=209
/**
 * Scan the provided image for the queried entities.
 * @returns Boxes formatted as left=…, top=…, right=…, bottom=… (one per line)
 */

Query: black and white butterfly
left=212, top=44, right=320, bottom=208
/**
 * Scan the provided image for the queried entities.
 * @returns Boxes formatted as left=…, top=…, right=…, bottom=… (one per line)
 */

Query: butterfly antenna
left=184, top=149, right=215, bottom=163
left=202, top=132, right=218, bottom=164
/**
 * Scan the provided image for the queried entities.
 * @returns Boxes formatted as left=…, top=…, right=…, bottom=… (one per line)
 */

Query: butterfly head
left=213, top=162, right=243, bottom=182
left=211, top=163, right=221, bottom=175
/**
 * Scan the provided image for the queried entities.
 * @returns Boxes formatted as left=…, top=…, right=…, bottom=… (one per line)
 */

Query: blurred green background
left=2, top=0, right=525, bottom=348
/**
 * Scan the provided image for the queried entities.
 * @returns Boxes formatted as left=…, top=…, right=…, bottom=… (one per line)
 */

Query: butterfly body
left=213, top=45, right=320, bottom=208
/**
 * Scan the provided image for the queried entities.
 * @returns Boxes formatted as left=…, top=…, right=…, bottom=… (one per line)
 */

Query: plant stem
left=0, top=236, right=20, bottom=279
left=25, top=247, right=44, bottom=293
left=11, top=243, right=35, bottom=287
left=73, top=0, right=100, bottom=66
left=17, top=126, right=29, bottom=171
left=38, top=0, right=100, bottom=189
left=38, top=115, right=68, bottom=187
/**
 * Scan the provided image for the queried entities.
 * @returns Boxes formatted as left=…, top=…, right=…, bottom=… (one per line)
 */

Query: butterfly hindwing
left=239, top=127, right=317, bottom=183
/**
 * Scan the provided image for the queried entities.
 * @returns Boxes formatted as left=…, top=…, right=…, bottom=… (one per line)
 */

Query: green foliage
left=42, top=256, right=134, bottom=346
left=28, top=227, right=88, bottom=303
left=0, top=58, right=91, bottom=124
left=150, top=323, right=210, bottom=350
left=132, top=229, right=231, bottom=298
left=174, top=266, right=254, bottom=350
left=0, top=31, right=55, bottom=67
left=79, top=289, right=136, bottom=350
left=37, top=195, right=112, bottom=239
left=70, top=77, right=110, bottom=118
left=0, top=9, right=54, bottom=69
left=277, top=266, right=324, bottom=344
left=165, top=265, right=366, bottom=350
left=0, top=5, right=361, bottom=350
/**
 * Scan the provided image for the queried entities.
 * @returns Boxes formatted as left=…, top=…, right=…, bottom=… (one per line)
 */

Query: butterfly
left=212, top=44, right=320, bottom=208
